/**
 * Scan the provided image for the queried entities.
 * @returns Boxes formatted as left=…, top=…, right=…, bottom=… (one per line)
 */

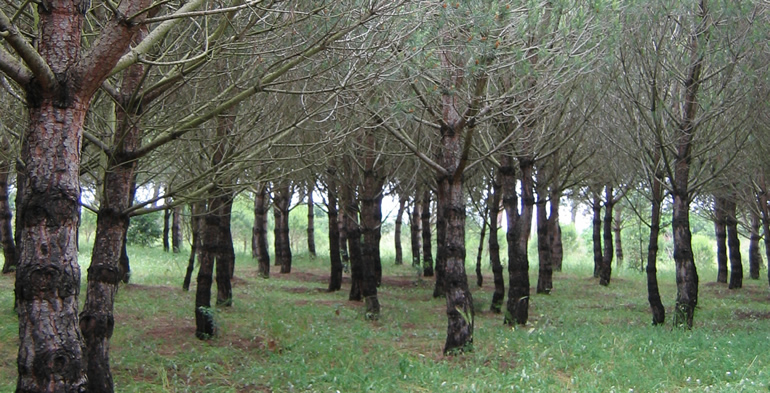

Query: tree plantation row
left=0, top=0, right=768, bottom=392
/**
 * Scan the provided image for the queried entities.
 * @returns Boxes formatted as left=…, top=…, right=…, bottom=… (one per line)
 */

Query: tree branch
left=0, top=9, right=56, bottom=89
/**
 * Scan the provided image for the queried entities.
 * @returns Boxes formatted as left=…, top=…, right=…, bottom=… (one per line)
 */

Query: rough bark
left=326, top=170, right=343, bottom=291
left=273, top=183, right=292, bottom=273
left=422, top=190, right=435, bottom=278
left=359, top=135, right=383, bottom=315
left=502, top=155, right=529, bottom=325
left=195, top=199, right=217, bottom=339
left=549, top=187, right=563, bottom=272
left=591, top=191, right=603, bottom=278
left=254, top=184, right=270, bottom=278
left=599, top=185, right=614, bottom=286
left=749, top=209, right=761, bottom=280
left=535, top=191, right=553, bottom=293
left=613, top=204, right=623, bottom=268
left=488, top=172, right=504, bottom=312
left=183, top=202, right=203, bottom=291
left=758, top=184, right=770, bottom=287
left=518, top=159, right=535, bottom=253
left=215, top=194, right=235, bottom=305
left=409, top=193, right=422, bottom=267
left=163, top=208, right=171, bottom=252
left=394, top=197, right=406, bottom=265
left=475, top=205, right=487, bottom=288
left=647, top=162, right=665, bottom=325
left=341, top=172, right=364, bottom=302
left=724, top=199, right=742, bottom=289
left=714, top=196, right=728, bottom=283
left=172, top=206, right=182, bottom=253
left=433, top=185, right=446, bottom=298
left=670, top=0, right=708, bottom=330
left=307, top=182, right=317, bottom=258
left=0, top=155, right=16, bottom=273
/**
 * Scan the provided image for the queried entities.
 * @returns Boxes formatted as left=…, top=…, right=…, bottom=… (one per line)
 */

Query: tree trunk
left=592, top=191, right=603, bottom=278
left=536, top=188, right=553, bottom=293
left=433, top=185, right=446, bottom=299
left=422, top=190, right=435, bottom=277
left=78, top=21, right=152, bottom=391
left=195, top=199, right=217, bottom=339
left=339, top=207, right=350, bottom=271
left=613, top=204, right=623, bottom=268
left=600, top=185, right=614, bottom=286
left=359, top=132, right=382, bottom=315
left=475, top=205, right=487, bottom=288
left=488, top=172, right=504, bottom=312
left=172, top=206, right=182, bottom=253
left=254, top=184, right=270, bottom=278
left=341, top=174, right=364, bottom=302
left=273, top=183, right=292, bottom=273
left=518, top=158, right=535, bottom=253
left=118, top=178, right=137, bottom=285
left=394, top=197, right=406, bottom=265
left=758, top=184, right=770, bottom=287
left=409, top=192, right=422, bottom=267
left=749, top=209, right=761, bottom=280
left=646, top=166, right=666, bottom=325
left=502, top=155, right=529, bottom=325
left=326, top=170, right=343, bottom=291
left=437, top=172, right=473, bottom=353
left=724, top=199, right=742, bottom=289
left=714, top=196, right=728, bottom=283
left=549, top=187, right=563, bottom=272
left=215, top=194, right=235, bottom=305
left=670, top=0, right=707, bottom=330
left=307, top=182, right=317, bottom=258
left=0, top=155, right=16, bottom=273
left=163, top=208, right=171, bottom=252
left=183, top=202, right=203, bottom=291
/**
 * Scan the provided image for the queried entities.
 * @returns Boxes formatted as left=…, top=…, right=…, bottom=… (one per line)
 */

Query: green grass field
left=0, top=242, right=768, bottom=392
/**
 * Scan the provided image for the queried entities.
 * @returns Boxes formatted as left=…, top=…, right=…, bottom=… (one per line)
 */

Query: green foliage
left=126, top=211, right=163, bottom=246
left=692, top=233, right=715, bottom=267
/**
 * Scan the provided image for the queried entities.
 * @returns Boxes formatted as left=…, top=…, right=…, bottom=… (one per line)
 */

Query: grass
left=0, top=240, right=769, bottom=392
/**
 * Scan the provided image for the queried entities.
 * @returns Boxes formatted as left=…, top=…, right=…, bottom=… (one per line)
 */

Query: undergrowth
left=0, top=243, right=768, bottom=392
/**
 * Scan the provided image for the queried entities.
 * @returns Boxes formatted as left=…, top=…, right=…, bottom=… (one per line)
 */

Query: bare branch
left=0, top=9, right=55, bottom=89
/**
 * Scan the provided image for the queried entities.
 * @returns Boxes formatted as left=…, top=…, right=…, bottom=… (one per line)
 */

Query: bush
left=127, top=212, right=163, bottom=246
left=691, top=233, right=715, bottom=267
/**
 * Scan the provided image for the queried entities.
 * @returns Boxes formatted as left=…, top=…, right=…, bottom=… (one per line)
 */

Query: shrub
left=127, top=212, right=163, bottom=246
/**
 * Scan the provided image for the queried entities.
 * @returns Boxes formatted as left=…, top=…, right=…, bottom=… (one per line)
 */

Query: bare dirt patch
left=734, top=310, right=770, bottom=320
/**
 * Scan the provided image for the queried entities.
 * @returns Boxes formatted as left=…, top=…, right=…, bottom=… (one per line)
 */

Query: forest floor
left=0, top=245, right=769, bottom=392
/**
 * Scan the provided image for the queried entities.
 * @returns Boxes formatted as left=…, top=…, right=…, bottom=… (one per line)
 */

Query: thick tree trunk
left=409, top=193, right=422, bottom=267
left=671, top=0, right=707, bottom=329
left=422, top=190, right=435, bottom=277
left=0, top=157, right=16, bottom=273
left=536, top=190, right=553, bottom=293
left=339, top=209, right=350, bottom=271
left=592, top=191, right=603, bottom=278
left=394, top=197, right=406, bottom=265
left=341, top=175, right=364, bottom=302
left=437, top=173, right=473, bottom=353
left=600, top=186, right=614, bottom=286
left=254, top=184, right=270, bottom=278
left=549, top=188, right=563, bottom=272
left=326, top=170, right=343, bottom=291
left=195, top=199, right=217, bottom=339
left=613, top=204, right=623, bottom=268
left=163, top=208, right=171, bottom=252
left=646, top=168, right=666, bottom=325
left=359, top=137, right=382, bottom=315
left=78, top=21, right=153, bottom=391
left=758, top=186, right=770, bottom=287
left=518, top=159, right=535, bottom=253
left=475, top=205, right=487, bottom=288
left=749, top=209, right=761, bottom=280
left=488, top=173, right=504, bottom=312
left=724, top=199, right=742, bottom=289
left=273, top=183, right=292, bottom=273
left=183, top=202, right=203, bottom=290
left=714, top=196, right=728, bottom=283
left=215, top=194, right=235, bottom=305
left=172, top=206, right=182, bottom=253
left=502, top=155, right=529, bottom=325
left=433, top=186, right=446, bottom=298
left=307, top=182, right=317, bottom=258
